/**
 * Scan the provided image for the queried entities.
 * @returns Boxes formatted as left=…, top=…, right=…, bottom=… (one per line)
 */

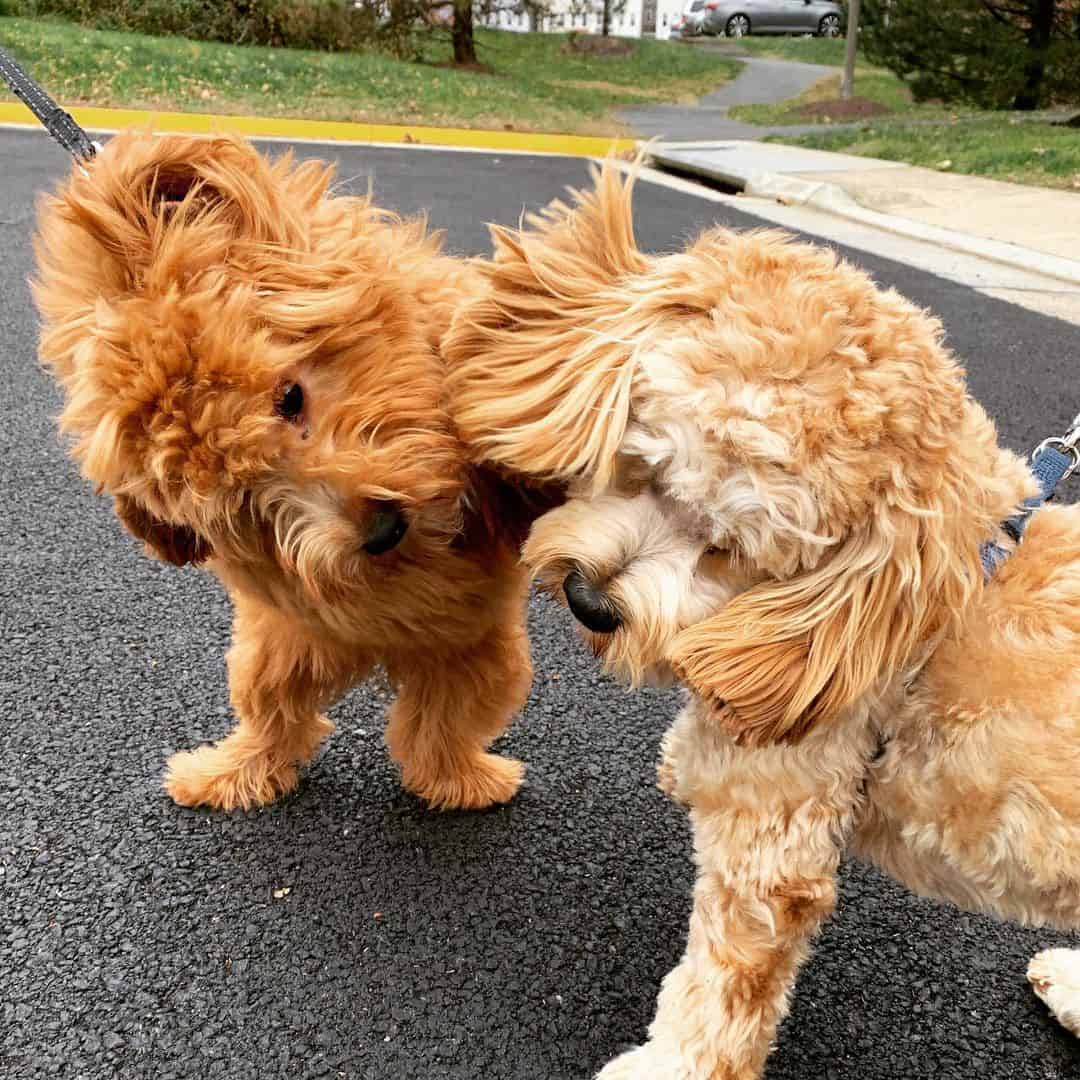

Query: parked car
left=673, top=0, right=709, bottom=36
left=701, top=0, right=843, bottom=36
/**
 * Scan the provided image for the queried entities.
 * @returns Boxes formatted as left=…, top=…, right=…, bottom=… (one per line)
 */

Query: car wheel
left=818, top=13, right=841, bottom=35
left=725, top=13, right=750, bottom=36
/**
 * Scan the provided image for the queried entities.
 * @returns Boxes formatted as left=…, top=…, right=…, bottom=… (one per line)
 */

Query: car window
left=689, top=1, right=705, bottom=10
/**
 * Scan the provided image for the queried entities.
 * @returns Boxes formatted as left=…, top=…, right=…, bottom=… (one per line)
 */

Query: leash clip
left=1033, top=411, right=1080, bottom=480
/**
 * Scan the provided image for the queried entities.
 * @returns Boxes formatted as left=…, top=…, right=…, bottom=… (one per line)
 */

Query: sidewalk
left=649, top=141, right=1080, bottom=286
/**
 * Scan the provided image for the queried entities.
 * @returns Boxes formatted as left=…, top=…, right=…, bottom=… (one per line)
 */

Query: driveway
left=620, top=51, right=839, bottom=140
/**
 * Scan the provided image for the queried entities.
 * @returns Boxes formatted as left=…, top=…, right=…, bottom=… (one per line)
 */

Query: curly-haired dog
left=444, top=167, right=1080, bottom=1076
left=33, top=132, right=540, bottom=814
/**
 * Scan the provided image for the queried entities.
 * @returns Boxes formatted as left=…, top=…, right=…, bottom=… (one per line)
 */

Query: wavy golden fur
left=445, top=165, right=1080, bottom=1076
left=34, top=132, right=543, bottom=812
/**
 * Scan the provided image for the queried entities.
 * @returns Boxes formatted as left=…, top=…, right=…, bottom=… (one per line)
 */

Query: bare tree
left=452, top=0, right=478, bottom=62
left=841, top=0, right=860, bottom=99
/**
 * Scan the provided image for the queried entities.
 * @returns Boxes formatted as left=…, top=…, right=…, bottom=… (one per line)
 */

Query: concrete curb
left=650, top=147, right=1080, bottom=288
left=0, top=101, right=635, bottom=159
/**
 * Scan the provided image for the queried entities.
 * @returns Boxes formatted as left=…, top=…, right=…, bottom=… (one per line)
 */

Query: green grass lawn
left=729, top=67, right=923, bottom=125
left=0, top=17, right=739, bottom=134
left=724, top=36, right=847, bottom=65
left=779, top=117, right=1080, bottom=190
left=721, top=35, right=1079, bottom=190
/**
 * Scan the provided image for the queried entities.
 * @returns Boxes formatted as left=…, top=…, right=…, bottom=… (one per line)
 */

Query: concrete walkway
left=619, top=55, right=839, bottom=141
left=650, top=140, right=1080, bottom=286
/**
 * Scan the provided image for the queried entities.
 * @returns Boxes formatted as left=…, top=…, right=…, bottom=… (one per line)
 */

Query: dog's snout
left=563, top=570, right=623, bottom=634
left=363, top=503, right=409, bottom=556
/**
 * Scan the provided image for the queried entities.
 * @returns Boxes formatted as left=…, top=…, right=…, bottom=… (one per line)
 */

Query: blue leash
left=981, top=415, right=1080, bottom=577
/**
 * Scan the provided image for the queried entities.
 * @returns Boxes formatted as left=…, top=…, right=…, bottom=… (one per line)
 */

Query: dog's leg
left=384, top=613, right=531, bottom=811
left=164, top=597, right=358, bottom=811
left=597, top=702, right=875, bottom=1080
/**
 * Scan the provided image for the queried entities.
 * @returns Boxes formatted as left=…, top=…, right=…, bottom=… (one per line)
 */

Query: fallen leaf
left=273, top=886, right=291, bottom=899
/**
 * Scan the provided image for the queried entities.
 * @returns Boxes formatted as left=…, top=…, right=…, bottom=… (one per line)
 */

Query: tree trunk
left=841, top=0, right=860, bottom=100
left=603, top=0, right=611, bottom=35
left=1013, top=0, right=1056, bottom=109
left=453, top=0, right=477, bottom=64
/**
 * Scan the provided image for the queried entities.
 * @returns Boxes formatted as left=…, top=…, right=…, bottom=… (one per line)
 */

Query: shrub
left=862, top=0, right=1080, bottom=110
left=22, top=0, right=432, bottom=54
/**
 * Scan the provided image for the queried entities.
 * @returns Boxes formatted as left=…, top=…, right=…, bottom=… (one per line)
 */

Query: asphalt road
left=2, top=128, right=1079, bottom=1080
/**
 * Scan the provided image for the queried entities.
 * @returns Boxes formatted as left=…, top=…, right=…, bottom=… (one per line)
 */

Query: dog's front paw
left=1028, top=948, right=1080, bottom=1036
left=164, top=744, right=302, bottom=812
left=595, top=1043, right=694, bottom=1080
left=402, top=752, right=524, bottom=811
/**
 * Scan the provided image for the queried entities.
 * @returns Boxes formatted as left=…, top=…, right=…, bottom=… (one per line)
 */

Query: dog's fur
left=33, top=132, right=541, bottom=813
left=444, top=166, right=1080, bottom=1076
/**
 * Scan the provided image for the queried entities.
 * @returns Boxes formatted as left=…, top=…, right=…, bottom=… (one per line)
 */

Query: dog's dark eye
left=276, top=383, right=304, bottom=422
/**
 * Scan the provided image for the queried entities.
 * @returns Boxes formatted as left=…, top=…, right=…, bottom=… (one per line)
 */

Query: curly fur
left=445, top=164, right=1080, bottom=1076
left=34, top=132, right=544, bottom=813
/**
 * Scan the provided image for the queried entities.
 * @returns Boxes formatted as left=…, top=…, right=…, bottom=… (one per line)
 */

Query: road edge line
left=0, top=102, right=635, bottom=159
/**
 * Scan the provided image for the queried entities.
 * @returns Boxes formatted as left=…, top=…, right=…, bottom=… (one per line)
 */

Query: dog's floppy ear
left=114, top=495, right=212, bottom=568
left=35, top=132, right=292, bottom=294
left=669, top=504, right=978, bottom=747
left=444, top=162, right=648, bottom=492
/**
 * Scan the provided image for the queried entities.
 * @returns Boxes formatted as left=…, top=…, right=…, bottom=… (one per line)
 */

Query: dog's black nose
left=363, top=503, right=409, bottom=556
left=563, top=570, right=622, bottom=634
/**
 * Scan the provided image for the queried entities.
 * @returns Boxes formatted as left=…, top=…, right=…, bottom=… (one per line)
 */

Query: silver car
left=701, top=0, right=844, bottom=36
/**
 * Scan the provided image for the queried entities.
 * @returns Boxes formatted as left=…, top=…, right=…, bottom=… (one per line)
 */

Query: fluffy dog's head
left=34, top=133, right=470, bottom=605
left=445, top=166, right=1034, bottom=744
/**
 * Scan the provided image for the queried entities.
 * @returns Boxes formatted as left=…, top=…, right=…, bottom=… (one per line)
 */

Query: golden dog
left=33, top=132, right=540, bottom=814
left=444, top=166, right=1080, bottom=1076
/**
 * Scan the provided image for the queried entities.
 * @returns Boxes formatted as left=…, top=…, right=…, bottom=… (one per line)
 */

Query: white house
left=481, top=0, right=686, bottom=38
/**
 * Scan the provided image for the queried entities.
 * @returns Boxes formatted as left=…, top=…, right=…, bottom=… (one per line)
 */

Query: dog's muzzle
left=563, top=569, right=623, bottom=634
left=363, top=503, right=409, bottom=556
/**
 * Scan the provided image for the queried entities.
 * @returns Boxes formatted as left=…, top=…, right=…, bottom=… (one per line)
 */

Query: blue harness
left=980, top=420, right=1080, bottom=577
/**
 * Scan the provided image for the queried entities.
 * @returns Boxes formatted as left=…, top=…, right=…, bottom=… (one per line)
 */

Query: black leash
left=0, top=46, right=98, bottom=167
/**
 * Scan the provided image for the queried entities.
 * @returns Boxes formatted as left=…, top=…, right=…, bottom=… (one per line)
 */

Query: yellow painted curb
left=0, top=101, right=634, bottom=157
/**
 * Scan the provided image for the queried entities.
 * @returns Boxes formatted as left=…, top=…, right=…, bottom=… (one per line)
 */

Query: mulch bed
left=561, top=32, right=635, bottom=56
left=797, top=97, right=890, bottom=120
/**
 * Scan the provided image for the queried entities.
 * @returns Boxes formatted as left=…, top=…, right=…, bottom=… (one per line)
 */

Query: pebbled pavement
left=2, top=128, right=1079, bottom=1080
